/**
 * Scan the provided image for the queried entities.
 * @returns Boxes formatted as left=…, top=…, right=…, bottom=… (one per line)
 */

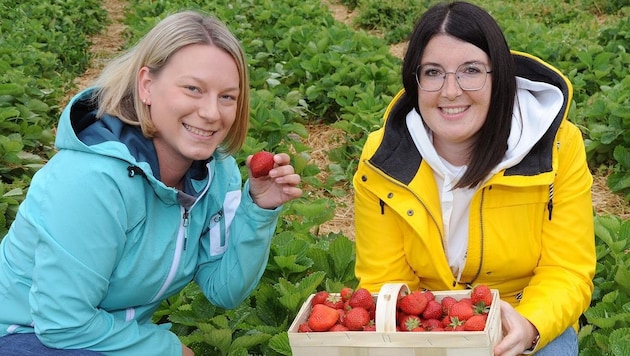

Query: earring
left=142, top=98, right=147, bottom=104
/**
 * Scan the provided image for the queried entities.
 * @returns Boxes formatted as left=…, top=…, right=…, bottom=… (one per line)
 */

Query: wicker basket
left=288, top=283, right=502, bottom=356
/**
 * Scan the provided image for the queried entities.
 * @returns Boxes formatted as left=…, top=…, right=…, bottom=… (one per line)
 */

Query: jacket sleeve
left=515, top=121, right=596, bottom=350
left=24, top=153, right=182, bottom=355
left=194, top=164, right=281, bottom=309
left=353, top=132, right=422, bottom=293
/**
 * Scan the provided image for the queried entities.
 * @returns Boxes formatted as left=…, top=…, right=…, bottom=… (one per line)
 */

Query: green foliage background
left=1, top=0, right=629, bottom=354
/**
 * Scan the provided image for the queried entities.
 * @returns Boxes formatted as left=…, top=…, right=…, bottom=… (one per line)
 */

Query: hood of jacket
left=55, top=88, right=210, bottom=203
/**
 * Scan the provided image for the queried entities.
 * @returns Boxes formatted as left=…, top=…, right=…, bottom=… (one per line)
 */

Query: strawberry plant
left=578, top=215, right=630, bottom=355
left=0, top=0, right=107, bottom=232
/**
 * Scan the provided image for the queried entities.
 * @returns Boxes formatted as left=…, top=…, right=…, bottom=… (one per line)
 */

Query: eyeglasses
left=415, top=62, right=492, bottom=92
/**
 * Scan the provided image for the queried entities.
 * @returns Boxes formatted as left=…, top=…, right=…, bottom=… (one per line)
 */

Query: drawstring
left=547, top=183, right=554, bottom=220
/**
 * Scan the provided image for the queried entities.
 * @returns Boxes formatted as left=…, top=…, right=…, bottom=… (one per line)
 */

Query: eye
left=422, top=67, right=444, bottom=77
left=185, top=85, right=201, bottom=93
left=460, top=64, right=484, bottom=75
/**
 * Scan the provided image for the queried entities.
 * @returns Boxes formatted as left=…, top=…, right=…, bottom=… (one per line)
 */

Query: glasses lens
left=456, top=63, right=488, bottom=91
left=416, top=65, right=444, bottom=91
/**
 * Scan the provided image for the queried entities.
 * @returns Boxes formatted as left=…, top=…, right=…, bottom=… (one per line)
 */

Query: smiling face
left=417, top=34, right=492, bottom=162
left=138, top=44, right=240, bottom=172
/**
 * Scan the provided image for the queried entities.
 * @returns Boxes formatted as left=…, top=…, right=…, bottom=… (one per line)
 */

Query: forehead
left=420, top=34, right=489, bottom=66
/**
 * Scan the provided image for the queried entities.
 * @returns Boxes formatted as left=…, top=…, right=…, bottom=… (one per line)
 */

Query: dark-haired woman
left=353, top=2, right=594, bottom=355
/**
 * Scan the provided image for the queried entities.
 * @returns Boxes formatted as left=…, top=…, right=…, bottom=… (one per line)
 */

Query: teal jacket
left=0, top=89, right=281, bottom=354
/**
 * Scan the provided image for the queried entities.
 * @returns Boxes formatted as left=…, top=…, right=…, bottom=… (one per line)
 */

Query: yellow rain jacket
left=353, top=52, right=595, bottom=350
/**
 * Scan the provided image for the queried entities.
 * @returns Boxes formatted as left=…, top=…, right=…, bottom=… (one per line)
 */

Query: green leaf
left=229, top=333, right=272, bottom=352
left=200, top=328, right=233, bottom=355
left=609, top=328, right=630, bottom=356
left=267, top=332, right=292, bottom=356
left=613, top=145, right=630, bottom=169
left=272, top=255, right=306, bottom=275
left=614, top=262, right=630, bottom=293
left=329, top=235, right=355, bottom=279
left=0, top=83, right=23, bottom=96
left=169, top=309, right=200, bottom=327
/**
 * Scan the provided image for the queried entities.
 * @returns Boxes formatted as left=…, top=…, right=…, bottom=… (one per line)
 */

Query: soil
left=70, top=0, right=629, bottom=239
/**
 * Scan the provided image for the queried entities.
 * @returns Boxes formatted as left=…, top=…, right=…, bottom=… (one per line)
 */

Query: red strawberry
left=349, top=288, right=374, bottom=310
left=344, top=307, right=371, bottom=331
left=440, top=296, right=458, bottom=314
left=340, top=287, right=354, bottom=302
left=399, top=314, right=422, bottom=331
left=367, top=305, right=376, bottom=320
left=329, top=323, right=350, bottom=332
left=250, top=151, right=274, bottom=178
left=449, top=301, right=474, bottom=321
left=444, top=314, right=465, bottom=329
left=298, top=322, right=312, bottom=333
left=398, top=291, right=428, bottom=315
left=363, top=322, right=376, bottom=331
left=441, top=314, right=451, bottom=328
left=323, top=294, right=344, bottom=309
left=308, top=304, right=340, bottom=331
left=463, top=314, right=487, bottom=331
left=422, top=300, right=443, bottom=320
left=337, top=308, right=346, bottom=325
left=471, top=284, right=493, bottom=307
left=422, top=318, right=442, bottom=331
left=311, top=291, right=329, bottom=306
left=423, top=290, right=435, bottom=301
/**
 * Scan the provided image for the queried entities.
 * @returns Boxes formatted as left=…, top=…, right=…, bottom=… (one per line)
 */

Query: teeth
left=183, top=123, right=214, bottom=137
left=442, top=107, right=467, bottom=115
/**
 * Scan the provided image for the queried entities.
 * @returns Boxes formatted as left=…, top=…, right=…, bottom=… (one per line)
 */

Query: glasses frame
left=415, top=63, right=492, bottom=92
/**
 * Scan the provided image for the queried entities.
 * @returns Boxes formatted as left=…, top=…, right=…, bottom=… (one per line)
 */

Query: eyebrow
left=420, top=60, right=489, bottom=67
left=181, top=75, right=240, bottom=92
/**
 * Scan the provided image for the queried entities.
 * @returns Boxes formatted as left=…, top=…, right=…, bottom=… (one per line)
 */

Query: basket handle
left=375, top=283, right=410, bottom=332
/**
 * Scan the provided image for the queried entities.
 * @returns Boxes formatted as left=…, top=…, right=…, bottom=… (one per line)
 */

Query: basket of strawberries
left=288, top=283, right=502, bottom=356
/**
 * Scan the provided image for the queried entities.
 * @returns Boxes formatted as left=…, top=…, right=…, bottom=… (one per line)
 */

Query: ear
left=138, top=66, right=153, bottom=105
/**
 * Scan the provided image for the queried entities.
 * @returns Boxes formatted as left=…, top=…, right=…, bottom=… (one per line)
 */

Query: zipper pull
left=183, top=210, right=190, bottom=250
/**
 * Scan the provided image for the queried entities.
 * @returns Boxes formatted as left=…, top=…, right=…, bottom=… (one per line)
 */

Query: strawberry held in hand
left=250, top=151, right=274, bottom=178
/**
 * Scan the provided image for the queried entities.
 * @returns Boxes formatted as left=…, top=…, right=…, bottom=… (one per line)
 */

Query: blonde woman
left=0, top=11, right=301, bottom=355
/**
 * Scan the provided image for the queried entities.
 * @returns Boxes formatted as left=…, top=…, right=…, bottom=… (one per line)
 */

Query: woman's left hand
left=247, top=152, right=302, bottom=209
left=493, top=300, right=539, bottom=356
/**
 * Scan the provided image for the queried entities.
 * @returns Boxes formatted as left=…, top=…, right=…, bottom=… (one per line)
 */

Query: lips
left=183, top=123, right=215, bottom=137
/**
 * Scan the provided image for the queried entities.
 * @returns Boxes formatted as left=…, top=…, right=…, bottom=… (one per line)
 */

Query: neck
left=433, top=139, right=470, bottom=166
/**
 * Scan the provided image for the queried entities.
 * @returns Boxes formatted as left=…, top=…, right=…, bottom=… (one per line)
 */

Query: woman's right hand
left=182, top=344, right=195, bottom=356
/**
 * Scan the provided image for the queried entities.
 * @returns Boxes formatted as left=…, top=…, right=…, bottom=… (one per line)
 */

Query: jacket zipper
left=183, top=209, right=190, bottom=251
left=465, top=187, right=487, bottom=286
left=149, top=207, right=188, bottom=303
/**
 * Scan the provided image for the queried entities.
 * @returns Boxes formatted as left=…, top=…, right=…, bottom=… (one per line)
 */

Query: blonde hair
left=93, top=11, right=249, bottom=155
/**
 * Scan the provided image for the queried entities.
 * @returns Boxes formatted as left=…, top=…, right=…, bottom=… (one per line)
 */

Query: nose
left=198, top=97, right=220, bottom=121
left=441, top=73, right=462, bottom=100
